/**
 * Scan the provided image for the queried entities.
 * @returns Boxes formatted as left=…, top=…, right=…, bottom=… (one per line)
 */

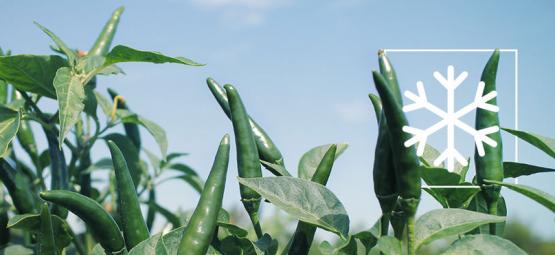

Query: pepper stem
left=249, top=211, right=263, bottom=239
left=406, top=215, right=416, bottom=255
left=110, top=95, right=124, bottom=121
left=488, top=200, right=498, bottom=235
left=380, top=213, right=390, bottom=237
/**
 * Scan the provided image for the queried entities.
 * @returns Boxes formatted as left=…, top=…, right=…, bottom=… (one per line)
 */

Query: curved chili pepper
left=88, top=6, right=125, bottom=56
left=373, top=70, right=421, bottom=254
left=39, top=203, right=57, bottom=255
left=107, top=88, right=141, bottom=149
left=288, top=145, right=337, bottom=255
left=40, top=190, right=125, bottom=253
left=207, top=78, right=288, bottom=175
left=224, top=84, right=263, bottom=238
left=178, top=134, right=230, bottom=255
left=474, top=49, right=503, bottom=235
left=0, top=159, right=36, bottom=214
left=107, top=140, right=149, bottom=250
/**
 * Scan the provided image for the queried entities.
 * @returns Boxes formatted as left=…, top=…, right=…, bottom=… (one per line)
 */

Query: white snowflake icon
left=402, top=65, right=500, bottom=172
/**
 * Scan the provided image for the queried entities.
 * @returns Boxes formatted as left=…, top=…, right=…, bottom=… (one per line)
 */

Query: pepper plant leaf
left=105, top=45, right=204, bottom=66
left=53, top=67, right=85, bottom=146
left=298, top=143, right=348, bottom=180
left=129, top=225, right=220, bottom=255
left=441, top=234, right=526, bottom=255
left=484, top=179, right=555, bottom=213
left=503, top=161, right=555, bottom=178
left=238, top=176, right=349, bottom=237
left=117, top=109, right=168, bottom=158
left=0, top=105, right=20, bottom=158
left=502, top=127, right=555, bottom=158
left=0, top=55, right=65, bottom=98
left=415, top=208, right=505, bottom=250
left=33, top=22, right=77, bottom=65
left=368, top=236, right=402, bottom=255
left=7, top=213, right=72, bottom=251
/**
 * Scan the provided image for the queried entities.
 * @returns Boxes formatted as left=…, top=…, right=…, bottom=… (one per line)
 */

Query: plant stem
left=406, top=215, right=416, bottom=255
left=488, top=200, right=498, bottom=235
left=380, top=213, right=390, bottom=237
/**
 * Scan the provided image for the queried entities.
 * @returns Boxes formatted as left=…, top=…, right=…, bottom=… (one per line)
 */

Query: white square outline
left=383, top=49, right=519, bottom=189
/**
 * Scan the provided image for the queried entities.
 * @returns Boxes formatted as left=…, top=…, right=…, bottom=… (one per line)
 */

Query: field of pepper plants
left=1, top=4, right=555, bottom=255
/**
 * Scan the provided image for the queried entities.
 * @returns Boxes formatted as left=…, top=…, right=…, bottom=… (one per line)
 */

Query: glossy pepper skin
left=43, top=127, right=69, bottom=218
left=0, top=159, right=36, bottom=214
left=475, top=50, right=503, bottom=233
left=39, top=203, right=58, bottom=255
left=224, top=84, right=264, bottom=238
left=107, top=88, right=141, bottom=149
left=88, top=6, right=124, bottom=56
left=207, top=78, right=289, bottom=176
left=40, top=190, right=125, bottom=253
left=288, top=145, right=337, bottom=255
left=178, top=134, right=230, bottom=255
left=107, top=140, right=149, bottom=250
left=373, top=71, right=421, bottom=216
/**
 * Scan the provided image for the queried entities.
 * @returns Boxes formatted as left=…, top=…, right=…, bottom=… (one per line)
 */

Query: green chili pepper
left=89, top=6, right=125, bottom=56
left=474, top=49, right=503, bottom=235
left=178, top=134, right=230, bottom=255
left=146, top=187, right=156, bottom=231
left=373, top=71, right=421, bottom=254
left=0, top=159, right=36, bottom=214
left=107, top=140, right=149, bottom=250
left=16, top=120, right=40, bottom=168
left=40, top=190, right=125, bottom=253
left=43, top=127, right=69, bottom=218
left=207, top=78, right=289, bottom=176
left=107, top=88, right=141, bottom=149
left=288, top=145, right=337, bottom=255
left=39, top=203, right=58, bottom=255
left=224, top=84, right=264, bottom=238
left=0, top=201, right=10, bottom=247
left=371, top=50, right=405, bottom=238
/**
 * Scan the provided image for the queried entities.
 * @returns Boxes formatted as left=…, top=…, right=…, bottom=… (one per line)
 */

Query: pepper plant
left=1, top=6, right=555, bottom=255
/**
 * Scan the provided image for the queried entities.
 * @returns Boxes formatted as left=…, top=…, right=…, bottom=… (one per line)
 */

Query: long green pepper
left=474, top=49, right=503, bottom=235
left=43, top=127, right=69, bottom=218
left=224, top=84, right=264, bottom=238
left=0, top=159, right=36, bottom=214
left=38, top=203, right=58, bottom=255
left=107, top=140, right=149, bottom=250
left=288, top=145, right=337, bottom=255
left=207, top=78, right=289, bottom=176
left=178, top=134, right=230, bottom=255
left=373, top=70, right=421, bottom=255
left=88, top=6, right=124, bottom=56
left=40, top=190, right=125, bottom=253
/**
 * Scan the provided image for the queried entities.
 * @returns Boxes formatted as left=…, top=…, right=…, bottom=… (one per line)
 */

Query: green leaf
left=103, top=133, right=144, bottom=186
left=298, top=143, right=348, bottom=180
left=238, top=176, right=349, bottom=237
left=94, top=91, right=112, bottom=117
left=254, top=233, right=278, bottom=255
left=484, top=179, right=555, bottom=213
left=165, top=163, right=204, bottom=193
left=319, top=236, right=357, bottom=255
left=503, top=161, right=555, bottom=178
left=502, top=128, right=555, bottom=158
left=353, top=216, right=383, bottom=252
left=0, top=105, right=20, bottom=158
left=90, top=244, right=106, bottom=255
left=415, top=208, right=505, bottom=249
left=117, top=109, right=168, bottom=157
left=144, top=201, right=181, bottom=229
left=105, top=45, right=204, bottom=66
left=368, top=236, right=401, bottom=255
left=34, top=22, right=77, bottom=65
left=217, top=222, right=249, bottom=238
left=419, top=144, right=468, bottom=176
left=0, top=55, right=66, bottom=98
left=53, top=67, right=85, bottom=145
left=441, top=234, right=526, bottom=255
left=467, top=194, right=507, bottom=235
left=2, top=245, right=34, bottom=255
left=260, top=160, right=291, bottom=177
left=420, top=167, right=479, bottom=208
left=83, top=80, right=98, bottom=119
left=129, top=225, right=220, bottom=255
left=7, top=213, right=72, bottom=251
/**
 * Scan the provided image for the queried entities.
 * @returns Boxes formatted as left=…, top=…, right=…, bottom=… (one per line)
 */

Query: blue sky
left=2, top=0, right=555, bottom=239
